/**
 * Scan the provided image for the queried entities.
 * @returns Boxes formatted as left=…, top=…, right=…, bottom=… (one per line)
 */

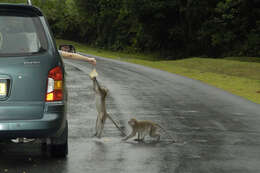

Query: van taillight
left=46, top=66, right=63, bottom=102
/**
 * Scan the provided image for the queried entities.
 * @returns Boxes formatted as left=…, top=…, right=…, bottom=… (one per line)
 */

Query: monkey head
left=101, top=86, right=109, bottom=98
left=128, top=118, right=137, bottom=127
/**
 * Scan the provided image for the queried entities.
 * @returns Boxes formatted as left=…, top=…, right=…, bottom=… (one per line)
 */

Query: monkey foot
left=134, top=138, right=143, bottom=142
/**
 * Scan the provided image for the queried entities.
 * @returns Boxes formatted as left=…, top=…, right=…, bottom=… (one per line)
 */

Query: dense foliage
left=1, top=0, right=260, bottom=58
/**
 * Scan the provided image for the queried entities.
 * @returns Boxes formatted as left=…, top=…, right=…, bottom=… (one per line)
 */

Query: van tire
left=50, top=121, right=68, bottom=158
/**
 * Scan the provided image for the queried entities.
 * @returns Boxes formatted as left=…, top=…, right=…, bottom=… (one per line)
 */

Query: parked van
left=0, top=2, right=68, bottom=157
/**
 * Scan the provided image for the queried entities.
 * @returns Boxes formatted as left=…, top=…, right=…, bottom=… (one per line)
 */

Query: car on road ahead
left=0, top=3, right=68, bottom=157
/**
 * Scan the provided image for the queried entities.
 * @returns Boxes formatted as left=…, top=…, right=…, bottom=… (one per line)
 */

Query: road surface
left=0, top=55, right=260, bottom=173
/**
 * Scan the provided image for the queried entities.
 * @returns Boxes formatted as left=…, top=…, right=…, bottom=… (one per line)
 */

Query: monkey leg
left=96, top=114, right=107, bottom=138
left=93, top=116, right=99, bottom=137
left=96, top=115, right=103, bottom=138
left=150, top=133, right=160, bottom=142
left=134, top=133, right=141, bottom=141
left=140, top=133, right=146, bottom=142
left=96, top=122, right=103, bottom=138
left=122, top=132, right=136, bottom=141
left=150, top=127, right=160, bottom=142
left=134, top=133, right=142, bottom=141
left=134, top=132, right=145, bottom=142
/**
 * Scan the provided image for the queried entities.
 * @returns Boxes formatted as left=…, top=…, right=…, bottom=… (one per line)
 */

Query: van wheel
left=41, top=140, right=48, bottom=152
left=50, top=121, right=68, bottom=158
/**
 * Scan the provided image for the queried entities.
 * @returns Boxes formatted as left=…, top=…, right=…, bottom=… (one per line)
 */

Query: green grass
left=56, top=39, right=260, bottom=104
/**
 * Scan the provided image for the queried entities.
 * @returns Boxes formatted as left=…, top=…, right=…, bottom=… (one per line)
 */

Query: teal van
left=0, top=2, right=68, bottom=157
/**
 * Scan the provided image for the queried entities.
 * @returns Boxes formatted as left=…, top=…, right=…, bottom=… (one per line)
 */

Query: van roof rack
left=27, top=0, right=32, bottom=5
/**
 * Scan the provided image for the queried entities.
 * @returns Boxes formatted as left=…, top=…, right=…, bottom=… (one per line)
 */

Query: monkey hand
left=89, top=68, right=98, bottom=80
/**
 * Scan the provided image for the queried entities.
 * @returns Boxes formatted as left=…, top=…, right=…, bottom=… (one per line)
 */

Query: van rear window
left=0, top=11, right=48, bottom=56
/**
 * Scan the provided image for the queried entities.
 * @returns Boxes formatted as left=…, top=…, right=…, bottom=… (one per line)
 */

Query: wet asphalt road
left=1, top=55, right=260, bottom=173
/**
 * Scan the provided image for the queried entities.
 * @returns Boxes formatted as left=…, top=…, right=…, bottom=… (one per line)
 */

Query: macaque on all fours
left=123, top=118, right=175, bottom=143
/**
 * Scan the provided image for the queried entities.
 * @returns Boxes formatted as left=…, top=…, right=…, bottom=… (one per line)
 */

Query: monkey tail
left=107, top=113, right=127, bottom=136
left=155, top=124, right=176, bottom=143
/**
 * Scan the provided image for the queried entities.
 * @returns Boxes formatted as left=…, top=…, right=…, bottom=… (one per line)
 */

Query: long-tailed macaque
left=123, top=118, right=175, bottom=142
left=92, top=77, right=108, bottom=138
left=89, top=68, right=126, bottom=138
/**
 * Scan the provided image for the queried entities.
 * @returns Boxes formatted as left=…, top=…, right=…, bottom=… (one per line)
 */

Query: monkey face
left=128, top=118, right=137, bottom=126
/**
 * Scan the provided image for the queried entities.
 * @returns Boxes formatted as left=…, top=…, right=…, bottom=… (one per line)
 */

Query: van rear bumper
left=0, top=112, right=66, bottom=139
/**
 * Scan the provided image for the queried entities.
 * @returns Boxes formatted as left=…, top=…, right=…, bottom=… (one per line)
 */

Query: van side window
left=0, top=13, right=48, bottom=56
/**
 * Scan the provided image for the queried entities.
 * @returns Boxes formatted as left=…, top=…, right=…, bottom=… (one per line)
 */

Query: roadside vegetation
left=57, top=39, right=260, bottom=104
left=2, top=0, right=259, bottom=58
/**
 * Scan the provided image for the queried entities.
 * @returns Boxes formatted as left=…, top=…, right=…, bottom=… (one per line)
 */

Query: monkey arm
left=122, top=131, right=136, bottom=141
left=92, top=77, right=104, bottom=94
left=138, top=133, right=141, bottom=140
left=93, top=78, right=98, bottom=93
left=95, top=78, right=102, bottom=91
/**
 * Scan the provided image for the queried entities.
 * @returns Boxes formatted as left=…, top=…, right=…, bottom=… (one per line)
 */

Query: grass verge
left=56, top=39, right=260, bottom=104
